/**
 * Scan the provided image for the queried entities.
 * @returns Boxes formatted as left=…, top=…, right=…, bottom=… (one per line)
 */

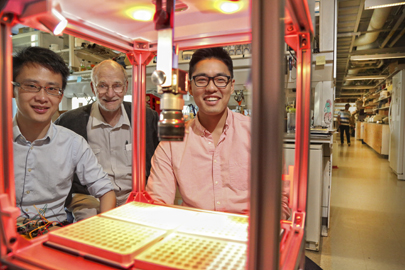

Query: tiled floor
left=306, top=138, right=405, bottom=270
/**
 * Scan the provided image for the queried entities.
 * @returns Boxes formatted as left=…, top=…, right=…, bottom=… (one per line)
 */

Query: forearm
left=146, top=143, right=177, bottom=204
left=99, top=191, right=116, bottom=213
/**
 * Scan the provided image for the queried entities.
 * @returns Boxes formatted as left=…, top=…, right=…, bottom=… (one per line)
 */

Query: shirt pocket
left=125, top=147, right=132, bottom=166
left=229, top=162, right=249, bottom=191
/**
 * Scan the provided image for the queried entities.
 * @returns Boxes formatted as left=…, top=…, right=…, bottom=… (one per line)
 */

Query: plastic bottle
left=80, top=59, right=86, bottom=71
left=87, top=61, right=92, bottom=70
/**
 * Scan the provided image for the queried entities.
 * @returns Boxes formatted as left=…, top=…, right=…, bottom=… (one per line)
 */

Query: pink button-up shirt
left=147, top=109, right=290, bottom=218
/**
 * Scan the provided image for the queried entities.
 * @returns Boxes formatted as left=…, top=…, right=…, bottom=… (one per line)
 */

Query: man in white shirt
left=12, top=47, right=116, bottom=222
left=55, top=60, right=159, bottom=220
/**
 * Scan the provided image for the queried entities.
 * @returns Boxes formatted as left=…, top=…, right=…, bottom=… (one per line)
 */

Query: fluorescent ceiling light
left=365, top=0, right=405, bottom=9
left=344, top=75, right=387, bottom=80
left=351, top=53, right=405, bottom=61
left=341, top=86, right=376, bottom=90
left=340, top=92, right=367, bottom=95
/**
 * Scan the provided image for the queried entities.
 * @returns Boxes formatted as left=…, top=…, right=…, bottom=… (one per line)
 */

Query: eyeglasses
left=96, top=83, right=125, bottom=94
left=12, top=81, right=63, bottom=96
left=192, top=75, right=231, bottom=88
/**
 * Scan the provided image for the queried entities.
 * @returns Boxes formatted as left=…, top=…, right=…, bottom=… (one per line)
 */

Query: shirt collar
left=13, top=116, right=53, bottom=145
left=90, top=101, right=130, bottom=128
left=193, top=108, right=232, bottom=136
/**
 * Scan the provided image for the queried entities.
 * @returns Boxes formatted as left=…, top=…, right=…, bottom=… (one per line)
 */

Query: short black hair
left=13, top=47, right=69, bottom=90
left=189, top=47, right=233, bottom=78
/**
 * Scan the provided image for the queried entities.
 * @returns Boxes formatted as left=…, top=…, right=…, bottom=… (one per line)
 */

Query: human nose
left=34, top=87, right=48, bottom=101
left=206, top=78, right=218, bottom=91
left=105, top=86, right=116, bottom=97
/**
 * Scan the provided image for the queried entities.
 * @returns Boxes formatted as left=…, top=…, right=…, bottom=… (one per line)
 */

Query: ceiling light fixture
left=133, top=9, right=153, bottom=21
left=127, top=6, right=154, bottom=22
left=39, top=8, right=67, bottom=35
left=351, top=53, right=405, bottom=61
left=365, top=0, right=405, bottom=9
left=217, top=0, right=243, bottom=14
left=344, top=75, right=387, bottom=80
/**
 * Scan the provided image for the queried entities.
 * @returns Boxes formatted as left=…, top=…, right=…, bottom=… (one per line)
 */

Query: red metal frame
left=0, top=0, right=313, bottom=269
left=0, top=13, right=21, bottom=259
left=126, top=49, right=155, bottom=203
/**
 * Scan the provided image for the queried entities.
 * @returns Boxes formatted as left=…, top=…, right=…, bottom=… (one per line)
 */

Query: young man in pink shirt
left=146, top=47, right=290, bottom=220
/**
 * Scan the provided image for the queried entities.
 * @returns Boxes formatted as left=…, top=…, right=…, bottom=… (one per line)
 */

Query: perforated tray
left=135, top=233, right=247, bottom=270
left=48, top=216, right=166, bottom=266
left=177, top=212, right=248, bottom=242
left=101, top=201, right=198, bottom=230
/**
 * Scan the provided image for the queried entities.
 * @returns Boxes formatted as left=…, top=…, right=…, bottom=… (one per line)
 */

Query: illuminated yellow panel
left=48, top=216, right=167, bottom=265
left=101, top=201, right=198, bottom=230
left=135, top=233, right=247, bottom=270
left=177, top=212, right=248, bottom=242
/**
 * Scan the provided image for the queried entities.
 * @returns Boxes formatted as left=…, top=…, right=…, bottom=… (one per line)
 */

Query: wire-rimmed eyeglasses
left=12, top=81, right=63, bottom=96
left=95, top=83, right=125, bottom=94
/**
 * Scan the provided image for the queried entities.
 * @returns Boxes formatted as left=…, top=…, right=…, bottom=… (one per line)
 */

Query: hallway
left=306, top=138, right=405, bottom=270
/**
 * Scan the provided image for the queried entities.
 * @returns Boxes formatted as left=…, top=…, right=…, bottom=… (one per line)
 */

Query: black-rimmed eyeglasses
left=12, top=81, right=63, bottom=96
left=191, top=75, right=231, bottom=88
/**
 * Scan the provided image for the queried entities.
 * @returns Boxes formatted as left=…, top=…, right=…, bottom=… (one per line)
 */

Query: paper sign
left=316, top=55, right=326, bottom=65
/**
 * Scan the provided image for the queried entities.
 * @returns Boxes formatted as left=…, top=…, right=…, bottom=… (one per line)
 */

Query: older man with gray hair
left=55, top=59, right=159, bottom=221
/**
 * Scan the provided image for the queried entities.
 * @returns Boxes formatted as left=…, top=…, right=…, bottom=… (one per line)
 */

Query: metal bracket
left=126, top=191, right=154, bottom=204
left=126, top=50, right=155, bottom=66
left=299, top=33, right=310, bottom=50
left=134, top=41, right=148, bottom=50
left=292, top=211, right=305, bottom=230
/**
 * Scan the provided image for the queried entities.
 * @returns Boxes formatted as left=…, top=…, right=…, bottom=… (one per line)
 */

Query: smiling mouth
left=32, top=106, right=49, bottom=113
left=104, top=99, right=119, bottom=103
left=204, top=97, right=220, bottom=101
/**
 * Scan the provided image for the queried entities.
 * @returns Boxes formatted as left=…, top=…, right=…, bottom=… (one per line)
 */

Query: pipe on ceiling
left=354, top=7, right=392, bottom=48
left=344, top=9, right=391, bottom=86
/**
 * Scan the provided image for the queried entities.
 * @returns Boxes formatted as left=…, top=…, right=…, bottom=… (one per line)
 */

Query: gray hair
left=91, top=59, right=128, bottom=86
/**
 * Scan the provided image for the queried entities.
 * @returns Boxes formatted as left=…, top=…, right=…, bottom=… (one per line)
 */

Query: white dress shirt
left=13, top=118, right=113, bottom=222
left=87, top=102, right=132, bottom=206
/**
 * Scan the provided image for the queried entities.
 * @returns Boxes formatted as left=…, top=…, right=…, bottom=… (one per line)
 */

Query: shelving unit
left=12, top=31, right=120, bottom=71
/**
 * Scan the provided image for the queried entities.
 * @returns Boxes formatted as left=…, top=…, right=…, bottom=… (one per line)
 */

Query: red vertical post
left=126, top=50, right=154, bottom=202
left=0, top=16, right=15, bottom=206
left=0, top=14, right=21, bottom=257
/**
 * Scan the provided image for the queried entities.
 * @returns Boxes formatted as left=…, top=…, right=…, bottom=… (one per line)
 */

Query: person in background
left=12, top=47, right=115, bottom=223
left=55, top=59, right=159, bottom=221
left=337, top=103, right=352, bottom=146
left=146, top=47, right=290, bottom=220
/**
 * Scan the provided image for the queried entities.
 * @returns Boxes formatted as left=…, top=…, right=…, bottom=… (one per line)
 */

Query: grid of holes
left=177, top=213, right=248, bottom=242
left=102, top=202, right=197, bottom=230
left=50, top=217, right=166, bottom=254
left=136, top=233, right=247, bottom=270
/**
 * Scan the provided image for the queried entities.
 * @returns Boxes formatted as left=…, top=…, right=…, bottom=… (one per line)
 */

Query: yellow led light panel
left=135, top=233, right=247, bottom=270
left=48, top=216, right=167, bottom=265
left=101, top=201, right=199, bottom=230
left=177, top=212, right=248, bottom=242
